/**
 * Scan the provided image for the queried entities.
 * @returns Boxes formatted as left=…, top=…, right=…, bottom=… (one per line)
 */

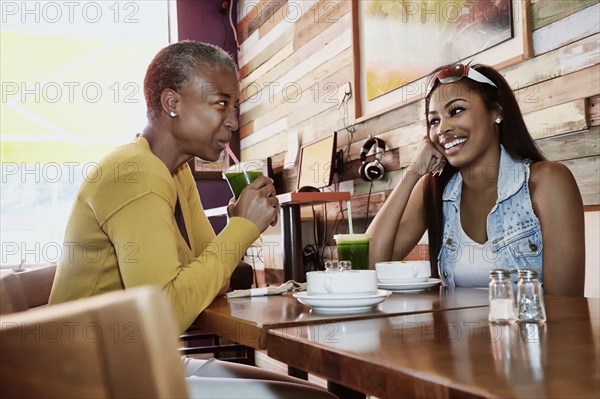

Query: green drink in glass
left=334, top=233, right=371, bottom=270
left=223, top=160, right=264, bottom=199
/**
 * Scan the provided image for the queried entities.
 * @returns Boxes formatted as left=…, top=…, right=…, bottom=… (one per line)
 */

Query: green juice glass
left=223, top=160, right=264, bottom=199
left=334, top=233, right=371, bottom=270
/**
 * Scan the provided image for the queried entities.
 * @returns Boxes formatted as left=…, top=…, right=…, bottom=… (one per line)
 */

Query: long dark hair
left=423, top=64, right=546, bottom=275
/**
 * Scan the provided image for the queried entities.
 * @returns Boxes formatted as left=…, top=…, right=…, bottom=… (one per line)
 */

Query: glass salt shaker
left=488, top=269, right=517, bottom=325
left=516, top=269, right=546, bottom=323
left=324, top=261, right=339, bottom=272
left=339, top=260, right=352, bottom=271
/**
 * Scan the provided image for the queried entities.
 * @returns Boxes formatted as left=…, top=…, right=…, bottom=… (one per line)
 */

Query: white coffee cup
left=306, top=270, right=377, bottom=296
left=375, top=261, right=431, bottom=283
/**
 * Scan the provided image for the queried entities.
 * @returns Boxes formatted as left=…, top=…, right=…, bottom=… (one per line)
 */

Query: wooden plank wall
left=235, top=0, right=599, bottom=280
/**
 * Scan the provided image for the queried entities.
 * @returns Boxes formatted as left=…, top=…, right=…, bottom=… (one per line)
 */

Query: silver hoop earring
left=170, top=111, right=177, bottom=117
left=495, top=118, right=502, bottom=124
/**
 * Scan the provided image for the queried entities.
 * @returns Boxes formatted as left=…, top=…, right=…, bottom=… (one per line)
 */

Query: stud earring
left=495, top=118, right=502, bottom=124
left=170, top=111, right=177, bottom=117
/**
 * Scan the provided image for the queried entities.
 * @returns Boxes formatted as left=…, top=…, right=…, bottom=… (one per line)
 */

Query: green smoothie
left=334, top=234, right=370, bottom=270
left=224, top=170, right=262, bottom=199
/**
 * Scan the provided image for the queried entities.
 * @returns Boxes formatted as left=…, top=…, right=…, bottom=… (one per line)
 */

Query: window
left=1, top=1, right=173, bottom=267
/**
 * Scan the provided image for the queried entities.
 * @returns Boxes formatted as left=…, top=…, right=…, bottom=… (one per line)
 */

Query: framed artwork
left=352, top=0, right=532, bottom=120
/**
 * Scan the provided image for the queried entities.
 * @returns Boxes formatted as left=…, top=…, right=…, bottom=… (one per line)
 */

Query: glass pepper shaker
left=488, top=269, right=517, bottom=325
left=516, top=269, right=546, bottom=323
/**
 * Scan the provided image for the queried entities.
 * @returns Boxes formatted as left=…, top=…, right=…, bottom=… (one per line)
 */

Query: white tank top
left=452, top=217, right=497, bottom=288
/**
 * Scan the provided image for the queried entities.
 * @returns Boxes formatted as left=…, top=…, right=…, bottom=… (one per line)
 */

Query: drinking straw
left=224, top=143, right=240, bottom=164
left=347, top=201, right=354, bottom=234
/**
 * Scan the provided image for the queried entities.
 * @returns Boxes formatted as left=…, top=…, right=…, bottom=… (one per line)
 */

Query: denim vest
left=438, top=145, right=543, bottom=287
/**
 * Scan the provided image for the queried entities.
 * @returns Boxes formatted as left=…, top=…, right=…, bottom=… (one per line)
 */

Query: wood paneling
left=239, top=27, right=294, bottom=78
left=530, top=0, right=599, bottom=31
left=241, top=44, right=353, bottom=130
left=293, top=0, right=350, bottom=51
left=237, top=0, right=287, bottom=44
left=537, top=127, right=600, bottom=162
left=516, top=65, right=599, bottom=115
left=235, top=0, right=600, bottom=274
left=563, top=156, right=600, bottom=205
left=559, top=33, right=600, bottom=75
left=532, top=2, right=599, bottom=55
left=524, top=100, right=588, bottom=139
left=590, top=95, right=600, bottom=126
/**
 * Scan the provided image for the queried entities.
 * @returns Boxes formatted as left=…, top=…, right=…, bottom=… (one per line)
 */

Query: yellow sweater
left=49, top=137, right=259, bottom=332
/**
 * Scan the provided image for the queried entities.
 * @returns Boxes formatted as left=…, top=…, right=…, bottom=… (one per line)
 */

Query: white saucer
left=377, top=277, right=430, bottom=284
left=293, top=290, right=391, bottom=313
left=378, top=278, right=441, bottom=292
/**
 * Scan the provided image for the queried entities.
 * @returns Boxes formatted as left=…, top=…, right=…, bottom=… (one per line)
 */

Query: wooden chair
left=14, top=264, right=57, bottom=308
left=0, top=273, right=27, bottom=315
left=1, top=263, right=254, bottom=364
left=0, top=264, right=57, bottom=314
left=0, top=287, right=189, bottom=398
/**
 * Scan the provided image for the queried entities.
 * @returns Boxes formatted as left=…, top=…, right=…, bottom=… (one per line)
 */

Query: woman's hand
left=229, top=176, right=279, bottom=232
left=407, top=136, right=446, bottom=177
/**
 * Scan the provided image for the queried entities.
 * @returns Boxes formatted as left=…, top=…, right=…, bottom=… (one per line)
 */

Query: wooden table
left=193, top=287, right=490, bottom=350
left=267, top=296, right=600, bottom=399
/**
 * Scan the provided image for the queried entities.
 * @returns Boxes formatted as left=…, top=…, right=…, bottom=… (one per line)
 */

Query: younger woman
left=368, top=63, right=585, bottom=296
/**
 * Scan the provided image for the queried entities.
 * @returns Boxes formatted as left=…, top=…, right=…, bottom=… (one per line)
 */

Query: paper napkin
left=225, top=280, right=307, bottom=299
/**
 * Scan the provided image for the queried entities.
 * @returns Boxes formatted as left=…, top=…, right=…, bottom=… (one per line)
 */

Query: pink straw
left=224, top=143, right=239, bottom=164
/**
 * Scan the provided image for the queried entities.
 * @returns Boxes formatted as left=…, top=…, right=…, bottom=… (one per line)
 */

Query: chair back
left=15, top=264, right=57, bottom=308
left=0, top=264, right=57, bottom=314
left=0, top=287, right=189, bottom=398
left=0, top=273, right=27, bottom=315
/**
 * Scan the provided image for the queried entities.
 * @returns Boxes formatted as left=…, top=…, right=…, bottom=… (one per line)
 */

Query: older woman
left=50, top=41, right=337, bottom=399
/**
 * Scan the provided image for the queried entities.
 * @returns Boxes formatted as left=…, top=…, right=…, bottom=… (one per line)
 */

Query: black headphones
left=359, top=136, right=386, bottom=181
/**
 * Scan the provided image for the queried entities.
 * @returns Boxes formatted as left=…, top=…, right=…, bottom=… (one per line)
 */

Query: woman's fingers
left=258, top=183, right=276, bottom=198
left=249, top=175, right=274, bottom=189
left=270, top=211, right=279, bottom=227
left=409, top=136, right=446, bottom=176
left=431, top=157, right=446, bottom=176
left=231, top=176, right=280, bottom=231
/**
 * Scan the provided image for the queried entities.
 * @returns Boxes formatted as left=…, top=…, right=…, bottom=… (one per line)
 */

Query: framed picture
left=352, top=0, right=533, bottom=120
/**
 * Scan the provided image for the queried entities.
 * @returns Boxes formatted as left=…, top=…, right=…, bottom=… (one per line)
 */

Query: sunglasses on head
left=426, top=64, right=497, bottom=97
